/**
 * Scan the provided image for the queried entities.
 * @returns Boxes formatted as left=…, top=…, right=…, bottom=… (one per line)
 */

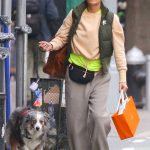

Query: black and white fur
left=4, top=107, right=50, bottom=150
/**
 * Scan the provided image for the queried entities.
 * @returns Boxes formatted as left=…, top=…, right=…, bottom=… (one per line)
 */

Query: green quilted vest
left=66, top=1, right=114, bottom=73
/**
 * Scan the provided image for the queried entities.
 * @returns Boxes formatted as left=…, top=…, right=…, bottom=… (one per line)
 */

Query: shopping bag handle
left=116, top=90, right=128, bottom=111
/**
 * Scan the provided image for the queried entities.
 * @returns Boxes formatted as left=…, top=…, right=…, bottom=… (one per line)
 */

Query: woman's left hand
left=119, top=82, right=128, bottom=93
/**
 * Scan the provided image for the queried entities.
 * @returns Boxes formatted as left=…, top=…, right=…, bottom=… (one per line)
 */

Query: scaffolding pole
left=0, top=2, right=5, bottom=149
left=16, top=0, right=27, bottom=106
left=1, top=0, right=12, bottom=121
left=0, top=0, right=5, bottom=94
left=0, top=0, right=12, bottom=149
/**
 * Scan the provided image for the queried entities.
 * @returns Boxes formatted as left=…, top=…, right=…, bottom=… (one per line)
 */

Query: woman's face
left=86, top=0, right=101, bottom=5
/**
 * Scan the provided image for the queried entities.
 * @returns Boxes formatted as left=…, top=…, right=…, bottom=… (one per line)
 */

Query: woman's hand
left=38, top=41, right=53, bottom=52
left=119, top=82, right=128, bottom=93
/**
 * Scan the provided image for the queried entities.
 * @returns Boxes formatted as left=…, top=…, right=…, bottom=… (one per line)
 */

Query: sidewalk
left=108, top=109, right=150, bottom=150
left=10, top=78, right=150, bottom=149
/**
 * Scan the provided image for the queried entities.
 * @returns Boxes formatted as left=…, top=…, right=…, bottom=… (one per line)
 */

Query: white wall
left=103, top=0, right=117, bottom=13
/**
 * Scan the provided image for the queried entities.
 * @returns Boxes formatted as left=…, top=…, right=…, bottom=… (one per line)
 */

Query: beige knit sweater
left=50, top=9, right=127, bottom=82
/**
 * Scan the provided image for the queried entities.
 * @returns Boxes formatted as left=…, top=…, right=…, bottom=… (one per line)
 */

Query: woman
left=39, top=0, right=128, bottom=150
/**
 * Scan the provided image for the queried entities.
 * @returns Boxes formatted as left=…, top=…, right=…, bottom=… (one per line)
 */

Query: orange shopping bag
left=111, top=91, right=140, bottom=140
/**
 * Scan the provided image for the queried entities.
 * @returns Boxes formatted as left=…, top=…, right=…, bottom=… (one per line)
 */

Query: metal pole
left=16, top=0, right=26, bottom=106
left=1, top=0, right=11, bottom=30
left=146, top=55, right=150, bottom=110
left=0, top=0, right=11, bottom=149
left=0, top=52, right=6, bottom=93
left=0, top=1, right=4, bottom=149
left=0, top=0, right=5, bottom=93
left=23, top=33, right=28, bottom=106
left=4, top=22, right=11, bottom=122
left=0, top=2, right=5, bottom=147
left=1, top=0, right=12, bottom=120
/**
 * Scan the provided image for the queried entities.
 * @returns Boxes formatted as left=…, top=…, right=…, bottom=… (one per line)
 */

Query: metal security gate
left=30, top=78, right=68, bottom=150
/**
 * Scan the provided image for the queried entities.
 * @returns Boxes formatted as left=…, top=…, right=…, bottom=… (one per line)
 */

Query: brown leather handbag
left=43, top=45, right=67, bottom=78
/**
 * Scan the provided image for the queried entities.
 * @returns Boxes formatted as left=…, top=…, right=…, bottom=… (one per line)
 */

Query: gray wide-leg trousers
left=65, top=70, right=111, bottom=150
